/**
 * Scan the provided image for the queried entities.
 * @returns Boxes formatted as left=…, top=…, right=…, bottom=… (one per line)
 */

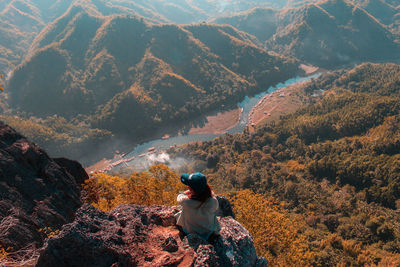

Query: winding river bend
left=103, top=73, right=321, bottom=172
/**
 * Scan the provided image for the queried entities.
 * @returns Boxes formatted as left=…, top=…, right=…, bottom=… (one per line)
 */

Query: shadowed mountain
left=212, top=7, right=279, bottom=42
left=8, top=7, right=299, bottom=140
left=0, top=0, right=12, bottom=11
left=0, top=1, right=43, bottom=72
left=352, top=0, right=400, bottom=35
left=214, top=0, right=400, bottom=68
left=352, top=0, right=398, bottom=25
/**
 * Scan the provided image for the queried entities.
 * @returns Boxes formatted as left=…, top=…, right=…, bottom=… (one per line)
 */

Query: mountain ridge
left=8, top=7, right=299, bottom=141
left=213, top=0, right=400, bottom=68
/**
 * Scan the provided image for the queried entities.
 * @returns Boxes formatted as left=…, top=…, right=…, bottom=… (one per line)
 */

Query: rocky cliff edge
left=37, top=203, right=267, bottom=267
left=0, top=121, right=266, bottom=266
left=0, top=121, right=84, bottom=254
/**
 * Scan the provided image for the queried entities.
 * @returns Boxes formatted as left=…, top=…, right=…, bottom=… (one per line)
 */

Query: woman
left=175, top=172, right=220, bottom=240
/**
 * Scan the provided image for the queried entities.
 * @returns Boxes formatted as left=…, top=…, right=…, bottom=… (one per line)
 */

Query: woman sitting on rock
left=175, top=172, right=220, bottom=240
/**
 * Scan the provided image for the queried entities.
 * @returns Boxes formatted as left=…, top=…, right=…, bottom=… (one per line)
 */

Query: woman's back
left=175, top=193, right=220, bottom=236
left=175, top=172, right=221, bottom=240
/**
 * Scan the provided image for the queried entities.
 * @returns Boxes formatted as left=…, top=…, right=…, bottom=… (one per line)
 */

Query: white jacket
left=175, top=193, right=221, bottom=236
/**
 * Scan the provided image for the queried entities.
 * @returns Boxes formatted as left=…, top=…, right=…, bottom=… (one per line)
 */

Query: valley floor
left=86, top=74, right=319, bottom=173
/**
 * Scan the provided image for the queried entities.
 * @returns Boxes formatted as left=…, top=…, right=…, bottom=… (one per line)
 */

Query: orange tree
left=84, top=164, right=187, bottom=211
left=228, top=190, right=314, bottom=265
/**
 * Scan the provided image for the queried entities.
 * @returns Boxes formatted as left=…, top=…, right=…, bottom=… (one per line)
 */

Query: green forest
left=84, top=63, right=400, bottom=265
left=161, top=63, right=400, bottom=265
left=4, top=9, right=298, bottom=163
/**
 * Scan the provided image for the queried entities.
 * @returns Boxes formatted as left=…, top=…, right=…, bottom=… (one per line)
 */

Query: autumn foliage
left=168, top=63, right=400, bottom=265
left=85, top=165, right=314, bottom=265
left=228, top=190, right=313, bottom=265
left=67, top=63, right=400, bottom=266
left=84, top=165, right=187, bottom=211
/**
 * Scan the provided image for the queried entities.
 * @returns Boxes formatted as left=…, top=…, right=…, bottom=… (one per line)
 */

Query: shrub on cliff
left=84, top=164, right=187, bottom=211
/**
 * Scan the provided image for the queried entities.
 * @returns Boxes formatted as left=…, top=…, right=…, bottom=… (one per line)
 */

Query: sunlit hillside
left=0, top=0, right=75, bottom=73
left=83, top=63, right=400, bottom=265
left=0, top=0, right=330, bottom=75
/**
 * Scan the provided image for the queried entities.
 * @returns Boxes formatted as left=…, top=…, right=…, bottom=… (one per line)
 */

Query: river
left=104, top=73, right=321, bottom=172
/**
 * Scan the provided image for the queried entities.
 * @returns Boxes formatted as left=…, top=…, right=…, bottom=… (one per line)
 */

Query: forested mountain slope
left=8, top=6, right=298, bottom=140
left=351, top=0, right=399, bottom=32
left=168, top=63, right=400, bottom=265
left=213, top=0, right=400, bottom=68
left=0, top=0, right=327, bottom=75
left=212, top=7, right=279, bottom=42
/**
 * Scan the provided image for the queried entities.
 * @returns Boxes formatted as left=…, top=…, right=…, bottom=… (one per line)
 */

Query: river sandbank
left=188, top=108, right=242, bottom=135
left=299, top=64, right=320, bottom=75
left=248, top=81, right=312, bottom=132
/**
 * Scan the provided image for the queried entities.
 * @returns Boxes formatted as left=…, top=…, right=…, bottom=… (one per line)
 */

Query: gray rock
left=37, top=203, right=266, bottom=267
left=53, top=157, right=89, bottom=187
left=0, top=122, right=82, bottom=251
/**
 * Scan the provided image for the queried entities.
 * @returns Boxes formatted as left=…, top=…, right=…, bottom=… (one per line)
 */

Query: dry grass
left=0, top=245, right=40, bottom=267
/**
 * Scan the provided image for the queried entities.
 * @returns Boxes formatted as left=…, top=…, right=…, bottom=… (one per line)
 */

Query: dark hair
left=186, top=184, right=212, bottom=203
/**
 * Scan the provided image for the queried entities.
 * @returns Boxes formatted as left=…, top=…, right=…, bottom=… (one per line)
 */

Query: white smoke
left=336, top=53, right=350, bottom=62
left=147, top=152, right=189, bottom=170
left=147, top=152, right=170, bottom=163
left=115, top=152, right=190, bottom=172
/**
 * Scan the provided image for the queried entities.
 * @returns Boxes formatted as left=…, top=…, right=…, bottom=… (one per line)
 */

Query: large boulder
left=0, top=122, right=82, bottom=251
left=37, top=204, right=267, bottom=266
left=53, top=157, right=89, bottom=186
